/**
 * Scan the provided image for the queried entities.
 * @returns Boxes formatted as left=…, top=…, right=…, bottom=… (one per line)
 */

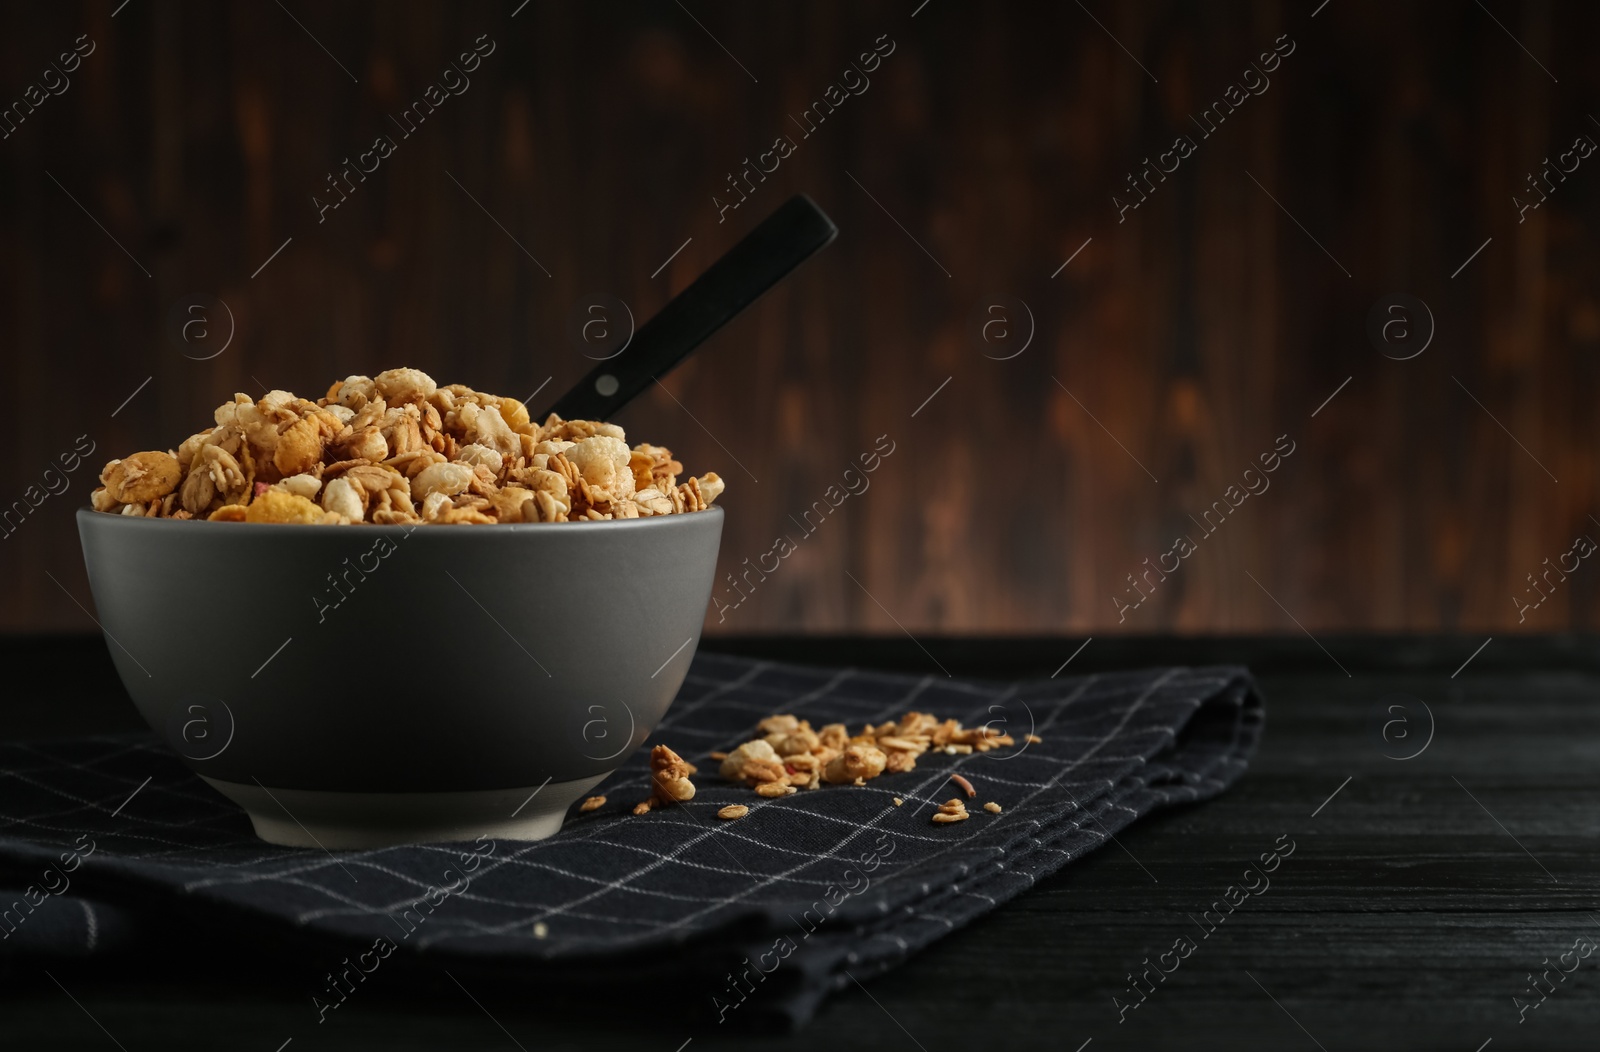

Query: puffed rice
left=94, top=369, right=725, bottom=524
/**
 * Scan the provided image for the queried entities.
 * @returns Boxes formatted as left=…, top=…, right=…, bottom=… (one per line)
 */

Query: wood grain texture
left=1, top=0, right=1598, bottom=634
left=2, top=634, right=1597, bottom=1049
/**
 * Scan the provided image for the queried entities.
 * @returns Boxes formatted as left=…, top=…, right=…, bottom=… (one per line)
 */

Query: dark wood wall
left=3, top=0, right=1597, bottom=635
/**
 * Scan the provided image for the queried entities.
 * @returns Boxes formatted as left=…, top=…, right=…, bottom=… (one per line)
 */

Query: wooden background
left=2, top=0, right=1597, bottom=635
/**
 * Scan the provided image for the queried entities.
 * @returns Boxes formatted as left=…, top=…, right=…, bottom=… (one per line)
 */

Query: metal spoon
left=540, top=194, right=838, bottom=422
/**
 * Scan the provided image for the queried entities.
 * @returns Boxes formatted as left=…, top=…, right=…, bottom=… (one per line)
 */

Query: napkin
left=0, top=653, right=1263, bottom=1030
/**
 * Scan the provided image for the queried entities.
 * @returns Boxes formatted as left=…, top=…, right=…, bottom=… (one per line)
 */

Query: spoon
left=541, top=194, right=838, bottom=422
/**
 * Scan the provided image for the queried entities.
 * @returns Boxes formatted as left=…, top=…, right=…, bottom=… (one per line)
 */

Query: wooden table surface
left=3, top=634, right=1597, bottom=1051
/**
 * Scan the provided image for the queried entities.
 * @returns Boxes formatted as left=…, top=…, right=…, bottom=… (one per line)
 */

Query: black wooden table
left=3, top=634, right=1597, bottom=1051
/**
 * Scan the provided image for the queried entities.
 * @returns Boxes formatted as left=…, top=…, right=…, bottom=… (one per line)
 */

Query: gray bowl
left=75, top=506, right=723, bottom=848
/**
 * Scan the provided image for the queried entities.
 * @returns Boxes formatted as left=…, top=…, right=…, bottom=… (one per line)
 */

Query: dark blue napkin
left=0, top=653, right=1262, bottom=1028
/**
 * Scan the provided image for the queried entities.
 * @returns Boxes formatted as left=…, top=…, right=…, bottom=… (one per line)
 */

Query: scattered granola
left=983, top=801, right=1002, bottom=814
left=932, top=798, right=970, bottom=824
left=717, top=804, right=749, bottom=820
left=1025, top=733, right=1043, bottom=744
left=93, top=368, right=725, bottom=524
left=633, top=744, right=696, bottom=814
left=755, top=781, right=797, bottom=798
left=715, top=709, right=1017, bottom=801
left=578, top=795, right=606, bottom=813
left=822, top=744, right=887, bottom=784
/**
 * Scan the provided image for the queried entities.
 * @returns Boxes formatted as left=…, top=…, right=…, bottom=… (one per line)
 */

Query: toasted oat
left=932, top=798, right=970, bottom=824
left=972, top=728, right=1015, bottom=751
left=1025, top=733, right=1043, bottom=744
left=631, top=800, right=654, bottom=815
left=532, top=922, right=549, bottom=938
left=893, top=797, right=904, bottom=806
left=708, top=751, right=729, bottom=762
left=755, top=782, right=796, bottom=798
left=949, top=773, right=976, bottom=798
left=983, top=801, right=1002, bottom=814
left=578, top=795, right=606, bottom=813
left=717, top=804, right=750, bottom=820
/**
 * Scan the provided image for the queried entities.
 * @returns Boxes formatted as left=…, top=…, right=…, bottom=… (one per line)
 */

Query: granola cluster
left=575, top=714, right=1027, bottom=824
left=717, top=711, right=1016, bottom=794
left=92, top=368, right=725, bottom=524
left=633, top=745, right=697, bottom=815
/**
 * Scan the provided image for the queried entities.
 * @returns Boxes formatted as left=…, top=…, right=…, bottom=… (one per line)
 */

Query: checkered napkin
left=0, top=654, right=1261, bottom=1028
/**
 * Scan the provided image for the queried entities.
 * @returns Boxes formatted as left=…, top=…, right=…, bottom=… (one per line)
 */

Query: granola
left=94, top=368, right=725, bottom=524
left=714, top=709, right=1017, bottom=803
left=633, top=744, right=696, bottom=814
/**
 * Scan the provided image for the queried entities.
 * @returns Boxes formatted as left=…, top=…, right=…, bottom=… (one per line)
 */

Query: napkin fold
left=0, top=653, right=1262, bottom=1029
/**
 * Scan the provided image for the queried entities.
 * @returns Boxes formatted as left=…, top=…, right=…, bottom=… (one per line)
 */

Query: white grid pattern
left=0, top=654, right=1261, bottom=1017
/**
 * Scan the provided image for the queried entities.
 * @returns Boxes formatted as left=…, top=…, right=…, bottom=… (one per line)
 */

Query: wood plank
left=3, top=4, right=1600, bottom=630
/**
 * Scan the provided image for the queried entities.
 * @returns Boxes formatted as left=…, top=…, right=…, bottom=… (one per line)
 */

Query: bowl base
left=201, top=773, right=611, bottom=849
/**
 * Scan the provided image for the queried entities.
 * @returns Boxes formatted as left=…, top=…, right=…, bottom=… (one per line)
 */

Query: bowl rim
left=74, top=503, right=723, bottom=534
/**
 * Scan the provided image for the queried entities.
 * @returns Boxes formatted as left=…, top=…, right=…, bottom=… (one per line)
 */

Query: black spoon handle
left=540, top=194, right=838, bottom=422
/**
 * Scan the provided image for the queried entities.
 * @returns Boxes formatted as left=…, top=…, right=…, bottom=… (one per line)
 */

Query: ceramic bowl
left=75, top=506, right=723, bottom=848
